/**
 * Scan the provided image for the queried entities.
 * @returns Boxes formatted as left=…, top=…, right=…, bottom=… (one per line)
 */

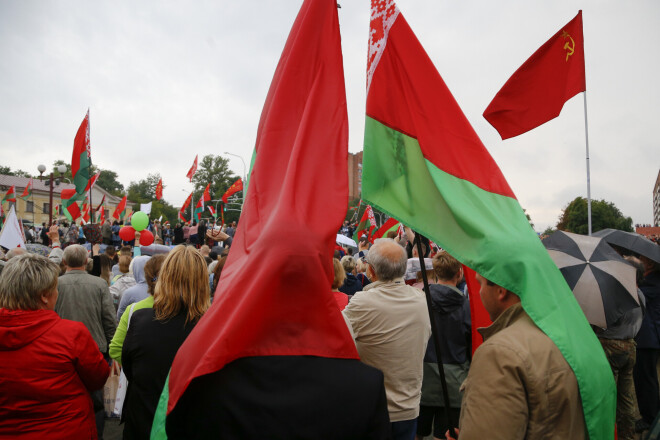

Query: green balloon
left=132, top=211, right=149, bottom=232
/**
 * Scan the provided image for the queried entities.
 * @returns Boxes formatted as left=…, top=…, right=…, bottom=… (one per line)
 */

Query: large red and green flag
left=2, top=186, right=16, bottom=203
left=352, top=204, right=376, bottom=242
left=483, top=11, right=585, bottom=140
left=155, top=178, right=163, bottom=200
left=19, top=179, right=33, bottom=201
left=186, top=155, right=198, bottom=182
left=151, top=0, right=357, bottom=436
left=112, top=195, right=127, bottom=220
left=362, top=1, right=613, bottom=438
left=60, top=188, right=83, bottom=222
left=72, top=110, right=92, bottom=195
left=221, top=178, right=243, bottom=204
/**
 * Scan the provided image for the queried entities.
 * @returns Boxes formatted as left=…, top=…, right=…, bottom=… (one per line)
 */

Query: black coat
left=122, top=309, right=198, bottom=439
left=424, top=284, right=471, bottom=364
left=166, top=356, right=392, bottom=439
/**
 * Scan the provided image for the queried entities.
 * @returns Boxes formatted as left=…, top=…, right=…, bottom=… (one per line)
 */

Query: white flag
left=140, top=202, right=152, bottom=215
left=0, top=206, right=26, bottom=250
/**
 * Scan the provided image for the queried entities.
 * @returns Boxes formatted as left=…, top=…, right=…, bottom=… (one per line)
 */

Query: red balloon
left=139, top=229, right=154, bottom=246
left=119, top=226, right=136, bottom=241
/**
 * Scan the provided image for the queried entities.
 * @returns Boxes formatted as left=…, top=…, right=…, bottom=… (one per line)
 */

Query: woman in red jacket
left=0, top=253, right=110, bottom=440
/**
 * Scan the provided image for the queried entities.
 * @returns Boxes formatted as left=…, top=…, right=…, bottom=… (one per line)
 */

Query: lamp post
left=38, top=164, right=67, bottom=226
left=223, top=152, right=247, bottom=206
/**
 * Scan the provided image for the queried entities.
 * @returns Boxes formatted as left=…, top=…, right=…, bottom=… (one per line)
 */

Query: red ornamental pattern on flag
left=156, top=179, right=163, bottom=200
left=366, top=205, right=377, bottom=227
left=186, top=155, right=198, bottom=182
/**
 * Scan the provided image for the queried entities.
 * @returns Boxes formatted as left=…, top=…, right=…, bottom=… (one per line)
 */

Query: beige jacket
left=343, top=278, right=431, bottom=422
left=459, top=303, right=585, bottom=439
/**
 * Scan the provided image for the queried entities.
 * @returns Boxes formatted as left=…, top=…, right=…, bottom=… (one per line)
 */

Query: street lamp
left=223, top=152, right=247, bottom=206
left=38, top=164, right=67, bottom=226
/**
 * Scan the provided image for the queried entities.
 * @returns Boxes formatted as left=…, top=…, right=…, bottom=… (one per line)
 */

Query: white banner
left=0, top=206, right=26, bottom=250
left=140, top=202, right=152, bottom=215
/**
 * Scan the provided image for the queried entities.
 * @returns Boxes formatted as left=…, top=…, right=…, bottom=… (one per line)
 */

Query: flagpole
left=414, top=232, right=456, bottom=432
left=583, top=92, right=592, bottom=236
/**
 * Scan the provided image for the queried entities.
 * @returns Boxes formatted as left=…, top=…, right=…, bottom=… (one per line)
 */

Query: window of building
left=43, top=203, right=50, bottom=215
left=26, top=201, right=34, bottom=213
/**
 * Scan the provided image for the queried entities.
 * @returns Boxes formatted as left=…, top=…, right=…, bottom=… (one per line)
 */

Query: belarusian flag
left=186, top=155, right=198, bottom=182
left=362, top=1, right=614, bottom=438
left=0, top=204, right=4, bottom=228
left=352, top=205, right=376, bottom=242
left=61, top=189, right=83, bottom=222
left=2, top=186, right=16, bottom=203
left=156, top=178, right=163, bottom=200
left=98, top=206, right=105, bottom=224
left=112, top=195, right=127, bottom=220
left=202, top=183, right=211, bottom=203
left=193, top=198, right=204, bottom=221
left=81, top=202, right=90, bottom=223
left=54, top=204, right=61, bottom=218
left=95, top=195, right=106, bottom=212
left=484, top=11, right=585, bottom=140
left=20, top=179, right=33, bottom=201
left=84, top=170, right=101, bottom=192
left=177, top=209, right=187, bottom=223
left=72, top=110, right=92, bottom=195
left=181, top=192, right=192, bottom=212
left=207, top=205, right=217, bottom=218
left=221, top=178, right=243, bottom=203
left=371, top=217, right=399, bottom=240
left=151, top=0, right=362, bottom=436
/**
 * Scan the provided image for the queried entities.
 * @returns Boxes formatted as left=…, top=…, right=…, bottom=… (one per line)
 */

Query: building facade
left=348, top=151, right=363, bottom=201
left=0, top=174, right=130, bottom=226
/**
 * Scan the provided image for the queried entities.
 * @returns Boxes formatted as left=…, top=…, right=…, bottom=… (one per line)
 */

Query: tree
left=0, top=165, right=32, bottom=177
left=192, top=155, right=239, bottom=202
left=126, top=173, right=178, bottom=224
left=556, top=197, right=633, bottom=234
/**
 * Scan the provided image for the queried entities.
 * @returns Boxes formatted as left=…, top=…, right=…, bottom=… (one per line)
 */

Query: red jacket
left=0, top=308, right=110, bottom=439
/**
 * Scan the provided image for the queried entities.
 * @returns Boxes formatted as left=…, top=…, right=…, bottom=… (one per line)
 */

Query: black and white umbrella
left=592, top=228, right=660, bottom=264
left=542, top=230, right=639, bottom=329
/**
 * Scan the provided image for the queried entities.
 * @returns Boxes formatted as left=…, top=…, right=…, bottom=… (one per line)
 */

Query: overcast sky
left=1, top=0, right=658, bottom=232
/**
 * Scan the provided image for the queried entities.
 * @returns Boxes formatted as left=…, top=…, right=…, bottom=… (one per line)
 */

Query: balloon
left=131, top=211, right=149, bottom=232
left=119, top=226, right=136, bottom=241
left=139, top=229, right=154, bottom=246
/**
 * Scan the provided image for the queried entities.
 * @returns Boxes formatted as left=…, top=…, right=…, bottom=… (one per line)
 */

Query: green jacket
left=55, top=270, right=117, bottom=354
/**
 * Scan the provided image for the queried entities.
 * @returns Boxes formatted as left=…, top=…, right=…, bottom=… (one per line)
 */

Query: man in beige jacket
left=343, top=238, right=431, bottom=440
left=448, top=273, right=585, bottom=439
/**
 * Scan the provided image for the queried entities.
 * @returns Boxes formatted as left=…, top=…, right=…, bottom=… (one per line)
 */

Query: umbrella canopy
left=336, top=234, right=357, bottom=248
left=542, top=230, right=639, bottom=329
left=592, top=228, right=660, bottom=264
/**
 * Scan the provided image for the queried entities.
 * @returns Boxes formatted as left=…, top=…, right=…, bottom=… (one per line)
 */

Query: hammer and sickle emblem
left=562, top=30, right=575, bottom=61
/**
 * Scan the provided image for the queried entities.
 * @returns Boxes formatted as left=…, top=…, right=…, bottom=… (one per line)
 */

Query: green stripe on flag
left=73, top=152, right=91, bottom=195
left=363, top=116, right=615, bottom=438
left=150, top=374, right=170, bottom=440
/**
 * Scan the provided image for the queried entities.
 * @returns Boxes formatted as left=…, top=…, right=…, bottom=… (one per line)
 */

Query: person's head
left=200, top=245, right=210, bottom=257
left=356, top=257, right=369, bottom=274
left=475, top=273, right=520, bottom=321
left=332, top=258, right=346, bottom=290
left=341, top=255, right=356, bottom=275
left=104, top=245, right=117, bottom=261
left=386, top=230, right=398, bottom=239
left=366, top=238, right=408, bottom=282
left=145, top=254, right=167, bottom=295
left=0, top=254, right=59, bottom=310
left=640, top=255, right=660, bottom=275
left=624, top=256, right=645, bottom=286
left=209, top=251, right=218, bottom=261
left=118, top=255, right=132, bottom=274
left=62, top=244, right=88, bottom=270
left=99, top=254, right=113, bottom=285
left=5, top=248, right=26, bottom=260
left=154, top=245, right=210, bottom=323
left=432, top=251, right=462, bottom=285
left=119, top=246, right=132, bottom=257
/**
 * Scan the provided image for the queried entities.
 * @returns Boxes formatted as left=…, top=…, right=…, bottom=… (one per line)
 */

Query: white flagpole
left=583, top=91, right=592, bottom=236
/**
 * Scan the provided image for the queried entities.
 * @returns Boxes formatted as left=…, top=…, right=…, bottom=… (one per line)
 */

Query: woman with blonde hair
left=331, top=258, right=349, bottom=310
left=121, top=245, right=210, bottom=438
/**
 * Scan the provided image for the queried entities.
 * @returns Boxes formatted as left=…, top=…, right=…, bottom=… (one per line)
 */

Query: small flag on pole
left=156, top=178, right=163, bottom=200
left=186, top=155, right=198, bottom=182
left=20, top=179, right=33, bottom=201
left=72, top=110, right=92, bottom=194
left=2, top=186, right=16, bottom=203
left=221, top=179, right=243, bottom=204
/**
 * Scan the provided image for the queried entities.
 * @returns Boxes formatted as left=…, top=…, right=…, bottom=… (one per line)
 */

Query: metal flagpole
left=414, top=232, right=457, bottom=433
left=583, top=92, right=592, bottom=236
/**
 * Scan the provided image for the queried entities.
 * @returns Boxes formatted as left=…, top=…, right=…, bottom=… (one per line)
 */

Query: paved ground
left=103, top=417, right=122, bottom=440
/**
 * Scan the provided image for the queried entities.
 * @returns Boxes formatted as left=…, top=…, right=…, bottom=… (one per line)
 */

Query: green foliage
left=556, top=197, right=633, bottom=234
left=126, top=173, right=178, bottom=224
left=192, top=155, right=240, bottom=202
left=542, top=226, right=557, bottom=236
left=1, top=165, right=32, bottom=177
left=52, top=160, right=124, bottom=195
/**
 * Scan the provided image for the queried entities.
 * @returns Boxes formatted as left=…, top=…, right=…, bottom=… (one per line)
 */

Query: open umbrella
left=25, top=243, right=51, bottom=257
left=592, top=228, right=660, bottom=264
left=542, top=230, right=639, bottom=329
left=336, top=234, right=357, bottom=248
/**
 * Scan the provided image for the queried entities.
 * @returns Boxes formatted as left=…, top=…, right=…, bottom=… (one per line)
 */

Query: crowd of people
left=0, top=215, right=659, bottom=439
